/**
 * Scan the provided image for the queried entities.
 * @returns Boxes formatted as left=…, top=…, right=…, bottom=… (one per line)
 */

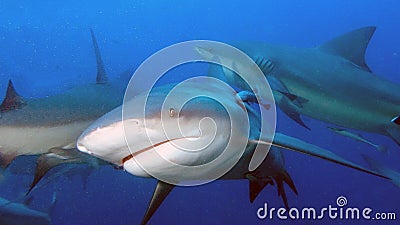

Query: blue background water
left=0, top=0, right=399, bottom=224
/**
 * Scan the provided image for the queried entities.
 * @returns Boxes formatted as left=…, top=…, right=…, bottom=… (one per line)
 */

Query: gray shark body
left=201, top=27, right=400, bottom=145
left=77, top=81, right=393, bottom=224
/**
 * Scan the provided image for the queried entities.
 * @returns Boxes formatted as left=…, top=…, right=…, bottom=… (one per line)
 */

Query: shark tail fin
left=273, top=170, right=298, bottom=210
left=318, top=26, right=376, bottom=72
left=246, top=173, right=274, bottom=203
left=90, top=28, right=108, bottom=84
left=362, top=155, right=400, bottom=188
left=141, top=181, right=175, bottom=225
left=1, top=79, right=26, bottom=112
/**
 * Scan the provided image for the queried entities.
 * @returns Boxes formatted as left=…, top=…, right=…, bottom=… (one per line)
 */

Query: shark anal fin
left=318, top=26, right=376, bottom=72
left=141, top=181, right=175, bottom=225
left=90, top=28, right=108, bottom=84
left=1, top=80, right=26, bottom=112
left=246, top=173, right=274, bottom=203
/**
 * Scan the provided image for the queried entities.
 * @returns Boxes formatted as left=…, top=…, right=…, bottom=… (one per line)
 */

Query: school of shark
left=0, top=26, right=399, bottom=225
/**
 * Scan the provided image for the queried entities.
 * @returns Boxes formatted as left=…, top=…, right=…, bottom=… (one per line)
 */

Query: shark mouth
left=121, top=136, right=202, bottom=165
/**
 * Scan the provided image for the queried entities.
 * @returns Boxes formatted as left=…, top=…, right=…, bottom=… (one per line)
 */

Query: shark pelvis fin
left=274, top=171, right=298, bottom=210
left=318, top=26, right=376, bottom=72
left=141, top=181, right=175, bottom=225
left=0, top=79, right=26, bottom=112
left=246, top=173, right=274, bottom=203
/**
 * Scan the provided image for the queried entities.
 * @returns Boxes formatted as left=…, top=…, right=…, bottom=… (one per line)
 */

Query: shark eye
left=169, top=108, right=176, bottom=117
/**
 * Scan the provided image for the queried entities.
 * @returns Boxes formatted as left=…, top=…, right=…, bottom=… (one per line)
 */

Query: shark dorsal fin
left=1, top=80, right=26, bottom=112
left=90, top=28, right=108, bottom=84
left=318, top=26, right=376, bottom=72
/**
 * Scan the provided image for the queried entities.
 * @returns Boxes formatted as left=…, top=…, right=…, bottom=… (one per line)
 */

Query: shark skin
left=0, top=193, right=56, bottom=225
left=77, top=82, right=393, bottom=225
left=0, top=29, right=128, bottom=169
left=198, top=26, right=400, bottom=146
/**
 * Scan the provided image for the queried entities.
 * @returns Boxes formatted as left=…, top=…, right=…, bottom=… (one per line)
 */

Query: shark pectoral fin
left=279, top=98, right=310, bottom=130
left=90, top=28, right=108, bottom=84
left=0, top=152, right=17, bottom=168
left=0, top=79, right=26, bottom=112
left=141, top=181, right=175, bottom=225
left=27, top=153, right=67, bottom=195
left=386, top=127, right=400, bottom=146
left=318, top=26, right=376, bottom=72
left=271, top=133, right=390, bottom=179
left=28, top=148, right=83, bottom=195
left=362, top=155, right=400, bottom=188
left=276, top=90, right=308, bottom=107
left=246, top=173, right=274, bottom=203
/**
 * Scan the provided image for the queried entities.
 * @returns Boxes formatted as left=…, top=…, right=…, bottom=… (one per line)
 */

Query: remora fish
left=0, top=193, right=57, bottom=225
left=328, top=126, right=387, bottom=153
left=196, top=26, right=400, bottom=146
left=77, top=81, right=395, bottom=225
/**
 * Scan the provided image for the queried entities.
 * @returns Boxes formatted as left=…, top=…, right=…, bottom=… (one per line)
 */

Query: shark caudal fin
left=0, top=79, right=26, bottom=113
left=362, top=155, right=400, bottom=188
left=90, top=28, right=108, bottom=84
left=141, top=181, right=175, bottom=225
left=318, top=26, right=376, bottom=72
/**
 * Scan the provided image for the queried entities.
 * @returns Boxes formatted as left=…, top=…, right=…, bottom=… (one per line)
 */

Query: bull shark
left=196, top=26, right=400, bottom=147
left=0, top=192, right=56, bottom=225
left=76, top=80, right=397, bottom=225
left=0, top=29, right=129, bottom=187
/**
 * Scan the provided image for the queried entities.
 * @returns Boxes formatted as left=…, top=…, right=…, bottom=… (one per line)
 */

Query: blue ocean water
left=0, top=0, right=399, bottom=224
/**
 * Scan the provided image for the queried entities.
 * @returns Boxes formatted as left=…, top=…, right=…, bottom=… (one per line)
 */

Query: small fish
left=328, top=127, right=387, bottom=153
